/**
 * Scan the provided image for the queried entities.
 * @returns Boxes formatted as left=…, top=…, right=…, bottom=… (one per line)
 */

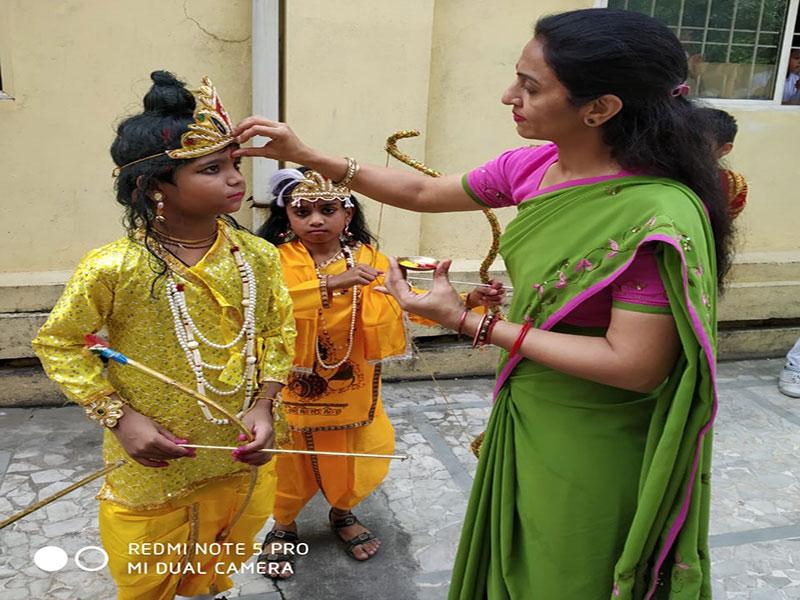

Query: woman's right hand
left=112, top=404, right=195, bottom=468
left=232, top=116, right=314, bottom=164
left=327, top=264, right=384, bottom=291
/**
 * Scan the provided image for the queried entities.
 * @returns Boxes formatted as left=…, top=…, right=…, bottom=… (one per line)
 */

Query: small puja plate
left=397, top=256, right=439, bottom=271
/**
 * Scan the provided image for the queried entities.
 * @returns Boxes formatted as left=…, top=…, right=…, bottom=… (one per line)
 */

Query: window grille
left=608, top=0, right=794, bottom=101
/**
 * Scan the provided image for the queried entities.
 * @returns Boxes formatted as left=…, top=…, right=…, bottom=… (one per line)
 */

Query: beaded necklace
left=166, top=243, right=257, bottom=425
left=314, top=243, right=359, bottom=370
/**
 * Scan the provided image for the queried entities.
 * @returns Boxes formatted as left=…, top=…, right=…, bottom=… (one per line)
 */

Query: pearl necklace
left=166, top=243, right=257, bottom=425
left=315, top=243, right=359, bottom=370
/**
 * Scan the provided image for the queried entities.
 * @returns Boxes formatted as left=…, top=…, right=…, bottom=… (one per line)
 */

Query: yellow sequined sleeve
left=256, top=246, right=296, bottom=385
left=32, top=247, right=118, bottom=405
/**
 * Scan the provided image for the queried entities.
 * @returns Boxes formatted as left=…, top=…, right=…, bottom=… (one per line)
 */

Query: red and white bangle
left=483, top=314, right=502, bottom=346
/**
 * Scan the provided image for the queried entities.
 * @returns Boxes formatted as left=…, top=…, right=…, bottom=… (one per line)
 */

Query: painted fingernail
left=238, top=434, right=247, bottom=441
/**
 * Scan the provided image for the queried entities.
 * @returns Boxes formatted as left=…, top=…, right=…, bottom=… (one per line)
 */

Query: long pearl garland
left=166, top=244, right=257, bottom=425
left=315, top=243, right=359, bottom=370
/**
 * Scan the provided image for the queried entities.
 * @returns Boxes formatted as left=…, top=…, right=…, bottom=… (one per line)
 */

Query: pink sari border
left=536, top=172, right=633, bottom=198
left=526, top=171, right=634, bottom=203
left=491, top=234, right=719, bottom=599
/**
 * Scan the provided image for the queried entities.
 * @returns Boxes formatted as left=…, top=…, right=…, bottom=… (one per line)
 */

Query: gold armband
left=84, top=395, right=125, bottom=429
left=271, top=393, right=290, bottom=447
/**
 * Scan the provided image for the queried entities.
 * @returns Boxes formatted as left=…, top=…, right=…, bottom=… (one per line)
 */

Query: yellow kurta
left=273, top=241, right=406, bottom=521
left=33, top=221, right=296, bottom=508
left=33, top=222, right=296, bottom=597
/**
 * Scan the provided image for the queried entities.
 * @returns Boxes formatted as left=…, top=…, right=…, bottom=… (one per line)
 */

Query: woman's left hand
left=233, top=398, right=275, bottom=466
left=378, top=258, right=464, bottom=329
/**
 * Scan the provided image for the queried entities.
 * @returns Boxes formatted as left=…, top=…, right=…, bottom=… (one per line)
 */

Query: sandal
left=328, top=507, right=379, bottom=560
left=257, top=527, right=299, bottom=579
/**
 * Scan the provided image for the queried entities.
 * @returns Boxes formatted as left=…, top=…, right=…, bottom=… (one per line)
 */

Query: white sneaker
left=778, top=368, right=800, bottom=398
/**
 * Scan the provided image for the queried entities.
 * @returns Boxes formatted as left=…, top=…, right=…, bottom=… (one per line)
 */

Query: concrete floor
left=1, top=358, right=799, bottom=599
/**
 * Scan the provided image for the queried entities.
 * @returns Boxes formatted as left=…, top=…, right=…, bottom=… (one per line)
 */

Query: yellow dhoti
left=273, top=403, right=394, bottom=523
left=100, top=464, right=275, bottom=600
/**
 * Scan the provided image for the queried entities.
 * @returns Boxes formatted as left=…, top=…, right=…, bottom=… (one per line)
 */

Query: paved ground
left=0, top=358, right=799, bottom=599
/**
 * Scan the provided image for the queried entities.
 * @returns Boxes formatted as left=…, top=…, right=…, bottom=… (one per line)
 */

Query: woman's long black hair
left=110, top=70, right=243, bottom=292
left=257, top=167, right=375, bottom=246
left=535, top=9, right=732, bottom=287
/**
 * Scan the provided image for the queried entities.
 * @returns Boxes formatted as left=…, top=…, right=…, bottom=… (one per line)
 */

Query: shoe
left=778, top=368, right=800, bottom=398
left=257, top=525, right=299, bottom=579
left=329, top=507, right=379, bottom=561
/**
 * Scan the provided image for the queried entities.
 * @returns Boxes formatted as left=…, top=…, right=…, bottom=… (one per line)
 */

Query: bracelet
left=334, top=157, right=359, bottom=187
left=509, top=318, right=533, bottom=357
left=476, top=313, right=499, bottom=348
left=456, top=308, right=470, bottom=336
left=319, top=274, right=331, bottom=308
left=84, top=395, right=125, bottom=429
left=483, top=314, right=502, bottom=346
left=471, top=313, right=489, bottom=349
left=271, top=392, right=291, bottom=447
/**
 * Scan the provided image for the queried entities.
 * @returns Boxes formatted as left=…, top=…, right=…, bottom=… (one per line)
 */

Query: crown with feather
left=112, top=76, right=235, bottom=176
left=270, top=168, right=354, bottom=208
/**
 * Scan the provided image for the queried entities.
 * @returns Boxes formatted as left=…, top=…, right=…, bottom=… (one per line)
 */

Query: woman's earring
left=278, top=229, right=295, bottom=241
left=584, top=117, right=597, bottom=127
left=153, top=192, right=166, bottom=224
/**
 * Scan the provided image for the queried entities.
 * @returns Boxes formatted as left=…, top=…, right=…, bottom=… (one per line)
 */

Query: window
left=605, top=0, right=800, bottom=105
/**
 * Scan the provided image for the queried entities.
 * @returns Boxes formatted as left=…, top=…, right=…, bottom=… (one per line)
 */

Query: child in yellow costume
left=32, top=71, right=295, bottom=600
left=252, top=167, right=504, bottom=576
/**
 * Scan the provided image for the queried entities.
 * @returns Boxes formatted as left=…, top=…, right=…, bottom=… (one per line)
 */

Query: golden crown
left=168, top=76, right=234, bottom=159
left=289, top=171, right=351, bottom=206
left=112, top=75, right=235, bottom=176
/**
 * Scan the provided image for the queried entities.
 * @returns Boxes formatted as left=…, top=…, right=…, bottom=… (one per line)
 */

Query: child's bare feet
left=329, top=507, right=381, bottom=560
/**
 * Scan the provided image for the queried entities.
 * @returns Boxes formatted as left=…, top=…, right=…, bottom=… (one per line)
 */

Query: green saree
left=450, top=176, right=718, bottom=600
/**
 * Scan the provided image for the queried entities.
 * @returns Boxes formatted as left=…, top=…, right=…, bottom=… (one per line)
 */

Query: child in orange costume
left=254, top=167, right=504, bottom=576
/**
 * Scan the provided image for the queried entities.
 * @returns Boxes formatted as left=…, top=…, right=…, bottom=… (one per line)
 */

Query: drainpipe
left=250, top=0, right=281, bottom=229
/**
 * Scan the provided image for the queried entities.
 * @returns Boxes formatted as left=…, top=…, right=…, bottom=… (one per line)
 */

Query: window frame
left=0, top=1, right=14, bottom=101
left=594, top=0, right=800, bottom=108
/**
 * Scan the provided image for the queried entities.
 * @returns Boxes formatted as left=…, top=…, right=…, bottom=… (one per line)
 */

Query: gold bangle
left=334, top=157, right=359, bottom=187
left=84, top=396, right=125, bottom=429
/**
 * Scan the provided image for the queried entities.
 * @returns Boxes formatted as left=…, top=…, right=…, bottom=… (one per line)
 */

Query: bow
left=0, top=338, right=406, bottom=532
left=384, top=130, right=502, bottom=309
left=383, top=130, right=502, bottom=456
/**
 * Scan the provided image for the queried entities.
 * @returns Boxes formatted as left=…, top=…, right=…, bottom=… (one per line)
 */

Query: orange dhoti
left=273, top=402, right=395, bottom=523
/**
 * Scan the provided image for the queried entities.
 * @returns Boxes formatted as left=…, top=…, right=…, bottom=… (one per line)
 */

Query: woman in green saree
left=233, top=8, right=731, bottom=599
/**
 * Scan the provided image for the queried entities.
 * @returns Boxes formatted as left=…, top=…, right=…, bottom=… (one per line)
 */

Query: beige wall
left=0, top=1, right=797, bottom=362
left=721, top=106, right=799, bottom=257
left=0, top=0, right=253, bottom=275
left=284, top=0, right=800, bottom=264
left=282, top=0, right=436, bottom=257
left=2, top=0, right=796, bottom=274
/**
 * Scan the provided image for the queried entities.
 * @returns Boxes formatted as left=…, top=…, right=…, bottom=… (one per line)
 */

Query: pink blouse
left=465, top=144, right=670, bottom=327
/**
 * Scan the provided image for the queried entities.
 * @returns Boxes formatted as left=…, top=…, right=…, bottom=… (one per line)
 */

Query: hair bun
left=143, top=70, right=195, bottom=115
